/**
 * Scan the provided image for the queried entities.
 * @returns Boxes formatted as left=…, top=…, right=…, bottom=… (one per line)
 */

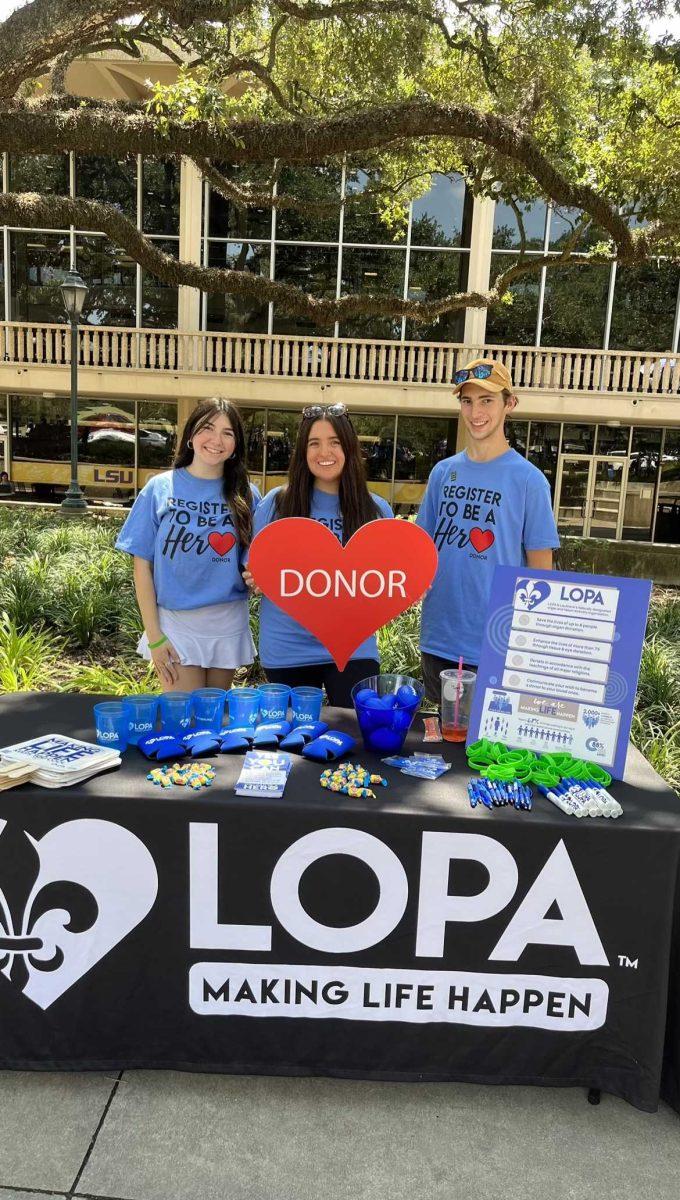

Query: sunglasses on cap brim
left=301, top=403, right=349, bottom=420
left=453, top=364, right=495, bottom=386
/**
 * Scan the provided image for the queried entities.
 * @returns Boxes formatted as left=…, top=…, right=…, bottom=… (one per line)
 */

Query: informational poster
left=467, top=568, right=652, bottom=779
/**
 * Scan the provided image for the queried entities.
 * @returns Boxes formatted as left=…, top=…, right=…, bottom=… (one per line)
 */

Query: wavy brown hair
left=276, top=411, right=380, bottom=542
left=174, top=397, right=253, bottom=547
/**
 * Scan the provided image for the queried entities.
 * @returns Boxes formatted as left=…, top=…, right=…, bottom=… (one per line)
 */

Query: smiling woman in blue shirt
left=417, top=359, right=560, bottom=703
left=244, top=404, right=393, bottom=707
left=116, top=397, right=260, bottom=692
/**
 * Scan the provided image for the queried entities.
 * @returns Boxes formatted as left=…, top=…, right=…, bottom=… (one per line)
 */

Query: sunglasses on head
left=454, top=364, right=494, bottom=386
left=301, top=403, right=349, bottom=420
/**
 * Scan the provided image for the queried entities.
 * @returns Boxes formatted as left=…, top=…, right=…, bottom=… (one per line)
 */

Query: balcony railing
left=1, top=321, right=678, bottom=397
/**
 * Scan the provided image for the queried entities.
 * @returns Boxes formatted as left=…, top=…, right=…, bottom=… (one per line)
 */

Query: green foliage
left=0, top=611, right=64, bottom=692
left=65, top=660, right=159, bottom=696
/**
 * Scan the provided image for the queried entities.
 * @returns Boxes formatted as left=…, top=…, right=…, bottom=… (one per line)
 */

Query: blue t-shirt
left=253, top=486, right=394, bottom=667
left=417, top=449, right=559, bottom=664
left=116, top=468, right=260, bottom=610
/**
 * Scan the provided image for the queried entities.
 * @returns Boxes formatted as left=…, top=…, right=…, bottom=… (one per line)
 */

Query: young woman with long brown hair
left=244, top=403, right=393, bottom=706
left=117, top=397, right=259, bottom=691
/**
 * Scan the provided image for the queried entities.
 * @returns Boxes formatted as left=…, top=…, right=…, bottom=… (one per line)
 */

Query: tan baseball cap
left=453, top=357, right=514, bottom=395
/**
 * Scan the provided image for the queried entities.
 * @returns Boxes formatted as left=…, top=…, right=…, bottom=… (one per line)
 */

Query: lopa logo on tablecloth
left=0, top=818, right=157, bottom=1010
left=188, top=827, right=611, bottom=1031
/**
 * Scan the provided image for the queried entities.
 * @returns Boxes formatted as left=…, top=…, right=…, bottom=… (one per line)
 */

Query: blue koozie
left=252, top=720, right=292, bottom=747
left=182, top=730, right=221, bottom=756
left=137, top=732, right=186, bottom=760
left=279, top=721, right=329, bottom=751
left=302, top=731, right=356, bottom=762
left=218, top=725, right=255, bottom=753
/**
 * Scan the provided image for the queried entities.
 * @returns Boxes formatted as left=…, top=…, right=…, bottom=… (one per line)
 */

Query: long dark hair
left=174, top=397, right=253, bottom=547
left=276, top=411, right=380, bottom=542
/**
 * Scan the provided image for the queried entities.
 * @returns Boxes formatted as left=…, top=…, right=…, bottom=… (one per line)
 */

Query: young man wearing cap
left=416, top=358, right=560, bottom=702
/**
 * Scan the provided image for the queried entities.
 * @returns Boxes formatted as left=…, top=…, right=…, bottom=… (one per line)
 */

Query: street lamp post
left=60, top=269, right=89, bottom=512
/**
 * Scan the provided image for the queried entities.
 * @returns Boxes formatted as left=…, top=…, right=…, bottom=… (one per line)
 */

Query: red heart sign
left=208, top=531, right=236, bottom=557
left=249, top=518, right=438, bottom=670
left=469, top=527, right=495, bottom=553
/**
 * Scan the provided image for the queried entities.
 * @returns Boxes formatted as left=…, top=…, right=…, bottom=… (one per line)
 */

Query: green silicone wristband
left=148, top=633, right=168, bottom=650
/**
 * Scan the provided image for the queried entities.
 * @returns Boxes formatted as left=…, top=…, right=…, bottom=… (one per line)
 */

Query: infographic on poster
left=467, top=569, right=652, bottom=779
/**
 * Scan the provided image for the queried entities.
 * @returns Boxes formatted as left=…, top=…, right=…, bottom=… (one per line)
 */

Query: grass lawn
left=1, top=507, right=679, bottom=790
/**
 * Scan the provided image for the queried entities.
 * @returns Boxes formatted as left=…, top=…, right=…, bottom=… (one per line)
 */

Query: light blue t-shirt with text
left=116, top=468, right=260, bottom=610
left=417, top=450, right=559, bottom=664
left=253, top=486, right=393, bottom=667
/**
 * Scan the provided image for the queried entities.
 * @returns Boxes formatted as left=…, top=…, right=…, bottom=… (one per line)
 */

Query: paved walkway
left=1, top=1071, right=679, bottom=1200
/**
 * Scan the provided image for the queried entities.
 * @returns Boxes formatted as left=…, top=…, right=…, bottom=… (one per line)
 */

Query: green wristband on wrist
left=148, top=633, right=168, bottom=650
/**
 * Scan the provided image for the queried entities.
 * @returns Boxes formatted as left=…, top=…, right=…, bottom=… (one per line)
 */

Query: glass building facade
left=0, top=151, right=678, bottom=543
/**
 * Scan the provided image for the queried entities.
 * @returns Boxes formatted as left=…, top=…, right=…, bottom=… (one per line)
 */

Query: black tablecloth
left=2, top=692, right=680, bottom=1113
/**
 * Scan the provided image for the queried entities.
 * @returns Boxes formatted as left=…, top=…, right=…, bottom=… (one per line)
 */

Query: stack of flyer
left=0, top=735, right=121, bottom=789
left=234, top=750, right=292, bottom=799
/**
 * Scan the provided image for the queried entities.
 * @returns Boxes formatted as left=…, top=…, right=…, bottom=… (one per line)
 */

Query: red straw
left=453, top=654, right=463, bottom=728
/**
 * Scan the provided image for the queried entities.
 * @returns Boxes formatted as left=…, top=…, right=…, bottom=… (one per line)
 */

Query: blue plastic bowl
left=351, top=674, right=423, bottom=754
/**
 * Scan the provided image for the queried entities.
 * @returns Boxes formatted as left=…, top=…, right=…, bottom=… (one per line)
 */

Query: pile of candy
left=320, top=763, right=388, bottom=799
left=468, top=779, right=533, bottom=811
left=147, top=761, right=216, bottom=791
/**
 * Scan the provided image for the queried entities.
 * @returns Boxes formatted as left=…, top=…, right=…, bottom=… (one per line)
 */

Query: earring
left=187, top=440, right=193, bottom=448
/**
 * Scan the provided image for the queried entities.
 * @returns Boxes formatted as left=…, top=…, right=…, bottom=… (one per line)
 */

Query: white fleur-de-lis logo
left=0, top=819, right=158, bottom=1009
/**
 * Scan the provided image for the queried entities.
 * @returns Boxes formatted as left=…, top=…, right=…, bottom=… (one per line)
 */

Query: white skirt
left=137, top=600, right=255, bottom=670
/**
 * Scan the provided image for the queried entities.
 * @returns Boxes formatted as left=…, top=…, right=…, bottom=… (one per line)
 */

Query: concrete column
left=178, top=156, right=203, bottom=332
left=463, top=194, right=495, bottom=349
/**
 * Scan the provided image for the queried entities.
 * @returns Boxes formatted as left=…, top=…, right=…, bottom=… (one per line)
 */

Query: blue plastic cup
left=159, top=691, right=193, bottom=734
left=192, top=687, right=227, bottom=732
left=291, top=686, right=323, bottom=727
left=123, top=693, right=159, bottom=745
left=94, top=702, right=129, bottom=752
left=351, top=673, right=423, bottom=755
left=258, top=683, right=290, bottom=723
left=227, top=686, right=261, bottom=727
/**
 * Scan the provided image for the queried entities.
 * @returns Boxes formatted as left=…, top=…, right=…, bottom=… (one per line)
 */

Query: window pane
left=0, top=395, right=8, bottom=481
left=485, top=252, right=539, bottom=346
left=548, top=207, right=608, bottom=251
left=561, top=423, right=595, bottom=455
left=623, top=427, right=662, bottom=541
left=11, top=395, right=70, bottom=460
left=75, top=156, right=136, bottom=219
left=404, top=250, right=467, bottom=342
left=9, top=154, right=69, bottom=195
left=540, top=263, right=611, bottom=349
left=209, top=164, right=272, bottom=240
left=275, top=164, right=342, bottom=242
left=411, top=174, right=467, bottom=248
left=137, top=401, right=177, bottom=471
left=273, top=245, right=337, bottom=337
left=78, top=399, right=135, bottom=465
left=609, top=262, right=679, bottom=352
left=206, top=241, right=270, bottom=333
left=76, top=237, right=136, bottom=326
left=0, top=246, right=5, bottom=320
left=265, top=409, right=299, bottom=484
left=10, top=231, right=70, bottom=323
left=527, top=421, right=560, bottom=493
left=392, top=415, right=457, bottom=512
left=339, top=247, right=405, bottom=340
left=142, top=239, right=178, bottom=327
left=343, top=168, right=406, bottom=245
left=353, top=413, right=396, bottom=483
left=242, top=407, right=266, bottom=478
left=594, top=425, right=630, bottom=456
left=143, top=159, right=180, bottom=235
left=655, top=429, right=680, bottom=544
left=493, top=200, right=547, bottom=251
left=507, top=420, right=528, bottom=456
